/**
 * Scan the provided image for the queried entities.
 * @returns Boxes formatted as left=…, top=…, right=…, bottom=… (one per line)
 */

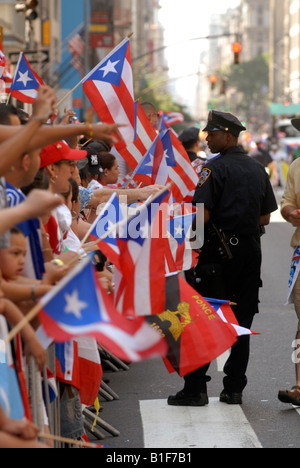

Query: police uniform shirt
left=192, top=145, right=278, bottom=236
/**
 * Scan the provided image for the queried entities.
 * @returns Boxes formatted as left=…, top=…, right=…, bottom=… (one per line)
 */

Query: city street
left=89, top=189, right=300, bottom=449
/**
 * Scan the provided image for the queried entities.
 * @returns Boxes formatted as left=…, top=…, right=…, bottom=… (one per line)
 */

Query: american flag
left=9, top=52, right=44, bottom=104
left=68, top=32, right=85, bottom=78
left=83, top=37, right=135, bottom=145
left=71, top=55, right=85, bottom=79
left=68, top=33, right=85, bottom=56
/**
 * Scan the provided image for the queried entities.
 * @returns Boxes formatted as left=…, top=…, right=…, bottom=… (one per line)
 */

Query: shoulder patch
left=197, top=168, right=211, bottom=188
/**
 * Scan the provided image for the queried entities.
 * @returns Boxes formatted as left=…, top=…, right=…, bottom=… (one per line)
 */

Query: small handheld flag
left=10, top=52, right=44, bottom=104
left=83, top=37, right=135, bottom=145
left=38, top=255, right=167, bottom=363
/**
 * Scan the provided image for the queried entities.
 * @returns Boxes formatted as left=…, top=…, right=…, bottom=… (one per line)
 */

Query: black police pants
left=184, top=237, right=262, bottom=395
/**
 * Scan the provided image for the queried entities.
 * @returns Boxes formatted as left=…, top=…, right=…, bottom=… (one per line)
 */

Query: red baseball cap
left=40, top=140, right=87, bottom=168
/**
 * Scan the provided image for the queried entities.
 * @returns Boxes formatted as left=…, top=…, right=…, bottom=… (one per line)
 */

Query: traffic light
left=220, top=77, right=227, bottom=95
left=232, top=42, right=242, bottom=65
left=209, top=74, right=217, bottom=91
left=15, top=0, right=39, bottom=21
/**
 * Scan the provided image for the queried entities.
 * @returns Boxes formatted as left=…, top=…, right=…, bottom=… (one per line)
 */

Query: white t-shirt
left=87, top=179, right=103, bottom=191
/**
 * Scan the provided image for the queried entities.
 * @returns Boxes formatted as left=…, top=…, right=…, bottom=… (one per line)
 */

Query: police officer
left=168, top=110, right=278, bottom=406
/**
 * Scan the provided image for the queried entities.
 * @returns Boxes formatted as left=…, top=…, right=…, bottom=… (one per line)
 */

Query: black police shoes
left=219, top=390, right=242, bottom=405
left=167, top=389, right=209, bottom=407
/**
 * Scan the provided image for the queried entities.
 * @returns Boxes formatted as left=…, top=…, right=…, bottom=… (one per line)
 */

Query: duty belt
left=224, top=233, right=255, bottom=246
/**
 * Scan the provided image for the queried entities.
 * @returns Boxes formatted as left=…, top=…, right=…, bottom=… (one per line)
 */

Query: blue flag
left=0, top=340, right=24, bottom=420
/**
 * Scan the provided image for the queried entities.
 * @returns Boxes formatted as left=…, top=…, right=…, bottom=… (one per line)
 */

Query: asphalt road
left=88, top=195, right=300, bottom=449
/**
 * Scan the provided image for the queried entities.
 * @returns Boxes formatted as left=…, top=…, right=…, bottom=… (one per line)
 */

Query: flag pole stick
left=3, top=302, right=43, bottom=344
left=76, top=182, right=173, bottom=253
left=38, top=432, right=100, bottom=448
left=55, top=81, right=83, bottom=108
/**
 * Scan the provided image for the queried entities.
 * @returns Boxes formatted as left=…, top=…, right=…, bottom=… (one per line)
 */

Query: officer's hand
left=288, top=209, right=300, bottom=227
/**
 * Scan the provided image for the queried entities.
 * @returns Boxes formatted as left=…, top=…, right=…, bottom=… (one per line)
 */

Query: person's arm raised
left=0, top=190, right=63, bottom=236
left=0, top=86, right=56, bottom=176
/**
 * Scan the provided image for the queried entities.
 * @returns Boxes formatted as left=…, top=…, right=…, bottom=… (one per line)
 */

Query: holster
left=194, top=262, right=227, bottom=299
left=199, top=222, right=233, bottom=263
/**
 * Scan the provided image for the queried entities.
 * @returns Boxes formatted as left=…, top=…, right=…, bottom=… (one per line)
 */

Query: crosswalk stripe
left=216, top=351, right=230, bottom=371
left=139, top=398, right=262, bottom=448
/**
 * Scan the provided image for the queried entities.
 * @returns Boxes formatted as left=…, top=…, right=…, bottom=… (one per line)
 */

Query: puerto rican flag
left=76, top=337, right=102, bottom=406
left=38, top=255, right=167, bottom=363
left=83, top=37, right=135, bottom=145
left=206, top=298, right=259, bottom=337
left=2, top=69, right=13, bottom=94
left=128, top=128, right=198, bottom=203
left=165, top=211, right=198, bottom=274
left=41, top=368, right=58, bottom=404
left=114, top=190, right=170, bottom=317
left=89, top=192, right=123, bottom=270
left=131, top=133, right=169, bottom=186
left=115, top=100, right=157, bottom=170
left=55, top=340, right=80, bottom=389
left=9, top=52, right=44, bottom=104
left=160, top=111, right=184, bottom=127
left=160, top=129, right=199, bottom=203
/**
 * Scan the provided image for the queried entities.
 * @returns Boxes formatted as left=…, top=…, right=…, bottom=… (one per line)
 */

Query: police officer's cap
left=178, top=127, right=200, bottom=144
left=291, top=118, right=300, bottom=132
left=203, top=110, right=246, bottom=137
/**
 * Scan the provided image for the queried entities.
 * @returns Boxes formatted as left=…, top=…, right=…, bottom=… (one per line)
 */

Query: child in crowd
left=0, top=228, right=67, bottom=323
left=0, top=266, right=46, bottom=371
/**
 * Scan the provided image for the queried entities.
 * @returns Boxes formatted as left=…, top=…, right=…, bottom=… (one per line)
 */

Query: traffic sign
left=9, top=49, right=49, bottom=64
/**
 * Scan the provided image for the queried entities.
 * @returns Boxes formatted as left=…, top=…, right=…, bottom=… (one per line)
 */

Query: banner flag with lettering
left=146, top=275, right=238, bottom=377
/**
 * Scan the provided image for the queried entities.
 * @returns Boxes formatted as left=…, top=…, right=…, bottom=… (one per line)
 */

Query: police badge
left=197, top=168, right=211, bottom=188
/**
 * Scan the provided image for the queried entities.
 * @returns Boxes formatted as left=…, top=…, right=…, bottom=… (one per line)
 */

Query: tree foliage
left=227, top=54, right=269, bottom=95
